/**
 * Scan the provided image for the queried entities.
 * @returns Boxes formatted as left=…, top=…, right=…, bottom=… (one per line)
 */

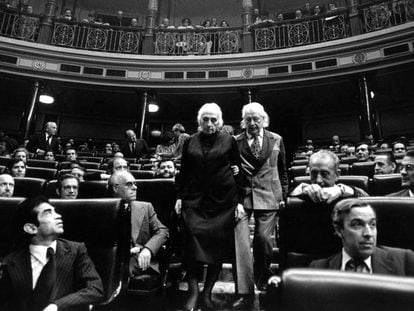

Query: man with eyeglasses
left=388, top=150, right=414, bottom=197
left=56, top=174, right=79, bottom=199
left=108, top=171, right=168, bottom=286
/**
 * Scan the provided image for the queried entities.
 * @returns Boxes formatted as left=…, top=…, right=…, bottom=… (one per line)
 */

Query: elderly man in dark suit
left=109, top=171, right=168, bottom=280
left=121, top=129, right=149, bottom=159
left=0, top=196, right=103, bottom=311
left=388, top=150, right=414, bottom=197
left=233, top=102, right=288, bottom=308
left=310, top=198, right=414, bottom=275
left=27, top=122, right=60, bottom=156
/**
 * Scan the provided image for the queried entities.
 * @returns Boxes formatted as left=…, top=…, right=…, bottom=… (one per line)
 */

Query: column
left=358, top=75, right=378, bottom=140
left=142, top=0, right=159, bottom=54
left=38, top=0, right=58, bottom=44
left=347, top=0, right=362, bottom=36
left=241, top=0, right=254, bottom=52
left=139, top=91, right=149, bottom=139
left=23, top=80, right=40, bottom=140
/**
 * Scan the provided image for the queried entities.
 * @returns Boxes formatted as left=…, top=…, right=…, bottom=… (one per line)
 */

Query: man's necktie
left=345, top=259, right=367, bottom=273
left=33, top=247, right=56, bottom=310
left=130, top=142, right=135, bottom=153
left=46, top=135, right=51, bottom=146
left=250, top=135, right=261, bottom=159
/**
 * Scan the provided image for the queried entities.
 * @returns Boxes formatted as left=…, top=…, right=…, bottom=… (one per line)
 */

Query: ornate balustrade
left=0, top=8, right=40, bottom=42
left=361, top=0, right=414, bottom=33
left=51, top=21, right=143, bottom=53
left=154, top=27, right=241, bottom=55
left=252, top=9, right=348, bottom=51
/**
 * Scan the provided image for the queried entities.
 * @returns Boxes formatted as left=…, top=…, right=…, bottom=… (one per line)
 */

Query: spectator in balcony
left=82, top=10, right=97, bottom=24
left=295, top=9, right=303, bottom=20
left=158, top=17, right=175, bottom=29
left=211, top=17, right=218, bottom=27
left=202, top=19, right=211, bottom=28
left=374, top=152, right=396, bottom=175
left=276, top=13, right=284, bottom=21
left=314, top=5, right=322, bottom=15
left=8, top=158, right=26, bottom=178
left=5, top=0, right=19, bottom=10
left=129, top=18, right=139, bottom=28
left=303, top=2, right=312, bottom=16
left=60, top=8, right=76, bottom=22
left=393, top=141, right=406, bottom=155
left=116, top=10, right=124, bottom=26
left=328, top=2, right=338, bottom=11
left=13, top=147, right=28, bottom=163
left=220, top=20, right=230, bottom=27
left=57, top=174, right=79, bottom=199
left=355, top=142, right=371, bottom=162
left=0, top=174, right=14, bottom=197
left=178, top=17, right=194, bottom=29
left=44, top=150, right=55, bottom=161
left=155, top=131, right=175, bottom=159
left=253, top=15, right=263, bottom=24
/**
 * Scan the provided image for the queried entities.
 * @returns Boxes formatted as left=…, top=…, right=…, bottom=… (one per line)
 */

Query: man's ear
left=56, top=188, right=61, bottom=196
left=23, top=223, right=38, bottom=235
left=334, top=225, right=343, bottom=239
left=336, top=169, right=341, bottom=177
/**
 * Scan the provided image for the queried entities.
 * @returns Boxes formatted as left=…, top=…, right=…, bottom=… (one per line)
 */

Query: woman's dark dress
left=176, top=131, right=241, bottom=265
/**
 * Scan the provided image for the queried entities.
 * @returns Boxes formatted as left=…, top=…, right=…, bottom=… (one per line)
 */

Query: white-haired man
left=233, top=102, right=288, bottom=308
left=27, top=121, right=60, bottom=156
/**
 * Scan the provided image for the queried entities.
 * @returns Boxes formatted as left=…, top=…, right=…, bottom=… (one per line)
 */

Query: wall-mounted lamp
left=39, top=94, right=54, bottom=104
left=148, top=103, right=159, bottom=112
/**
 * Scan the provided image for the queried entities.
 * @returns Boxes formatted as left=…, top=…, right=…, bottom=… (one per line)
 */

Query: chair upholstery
left=77, top=152, right=95, bottom=157
left=78, top=180, right=110, bottom=198
left=288, top=165, right=307, bottom=182
left=291, top=159, right=308, bottom=166
left=279, top=197, right=342, bottom=270
left=339, top=163, right=349, bottom=175
left=141, top=164, right=156, bottom=171
left=340, top=156, right=358, bottom=165
left=78, top=161, right=101, bottom=170
left=351, top=161, right=375, bottom=178
left=372, top=174, right=402, bottom=196
left=27, top=159, right=58, bottom=168
left=394, top=153, right=405, bottom=160
left=0, top=156, right=11, bottom=167
left=78, top=156, right=104, bottom=163
left=50, top=198, right=128, bottom=305
left=44, top=179, right=59, bottom=198
left=13, top=177, right=47, bottom=198
left=129, top=163, right=142, bottom=170
left=54, top=154, right=66, bottom=162
left=130, top=170, right=155, bottom=179
left=292, top=175, right=369, bottom=193
left=26, top=167, right=57, bottom=180
left=266, top=268, right=414, bottom=311
left=0, top=197, right=26, bottom=258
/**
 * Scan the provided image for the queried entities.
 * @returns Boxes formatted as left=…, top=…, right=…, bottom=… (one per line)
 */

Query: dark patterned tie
left=33, top=247, right=56, bottom=310
left=345, top=259, right=366, bottom=273
left=250, top=135, right=261, bottom=159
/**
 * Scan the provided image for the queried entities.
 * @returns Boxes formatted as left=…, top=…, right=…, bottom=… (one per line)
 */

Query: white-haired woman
left=175, top=103, right=243, bottom=311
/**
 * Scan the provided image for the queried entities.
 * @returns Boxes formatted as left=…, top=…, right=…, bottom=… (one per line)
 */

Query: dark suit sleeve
left=54, top=243, right=104, bottom=308
left=175, top=138, right=190, bottom=199
left=277, top=137, right=289, bottom=200
left=229, top=136, right=245, bottom=204
left=144, top=203, right=169, bottom=255
left=26, top=134, right=40, bottom=153
left=0, top=262, right=11, bottom=310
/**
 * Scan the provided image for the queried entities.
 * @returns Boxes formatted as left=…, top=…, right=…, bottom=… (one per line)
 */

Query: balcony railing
left=252, top=9, right=348, bottom=51
left=361, top=0, right=414, bottom=33
left=0, top=9, right=40, bottom=42
left=154, top=27, right=241, bottom=55
left=51, top=21, right=143, bottom=53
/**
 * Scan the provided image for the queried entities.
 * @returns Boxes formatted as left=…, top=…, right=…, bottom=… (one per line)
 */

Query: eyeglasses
left=399, top=164, right=414, bottom=172
left=202, top=117, right=217, bottom=123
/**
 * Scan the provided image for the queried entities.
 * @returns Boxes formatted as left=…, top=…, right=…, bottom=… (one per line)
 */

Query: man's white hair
left=241, top=102, right=269, bottom=128
left=197, top=103, right=224, bottom=128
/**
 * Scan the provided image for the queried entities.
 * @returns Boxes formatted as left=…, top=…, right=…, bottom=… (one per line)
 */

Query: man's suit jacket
left=121, top=140, right=148, bottom=159
left=309, top=246, right=414, bottom=276
left=236, top=130, right=288, bottom=210
left=387, top=188, right=412, bottom=197
left=0, top=239, right=103, bottom=311
left=130, top=201, right=169, bottom=273
left=27, top=133, right=60, bottom=154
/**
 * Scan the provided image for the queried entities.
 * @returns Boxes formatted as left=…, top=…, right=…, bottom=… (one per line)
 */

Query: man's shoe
left=232, top=295, right=254, bottom=310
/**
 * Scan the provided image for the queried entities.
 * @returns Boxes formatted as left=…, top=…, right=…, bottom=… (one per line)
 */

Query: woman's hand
left=231, top=165, right=239, bottom=176
left=175, top=199, right=182, bottom=215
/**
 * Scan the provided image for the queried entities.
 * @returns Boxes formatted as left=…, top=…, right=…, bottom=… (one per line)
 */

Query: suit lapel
left=257, top=130, right=276, bottom=165
left=372, top=247, right=394, bottom=275
left=8, top=248, right=33, bottom=299
left=53, top=240, right=71, bottom=299
left=328, top=252, right=342, bottom=270
left=131, top=202, right=145, bottom=244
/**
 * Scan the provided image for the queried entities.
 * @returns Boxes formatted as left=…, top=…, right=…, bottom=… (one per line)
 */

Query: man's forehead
left=309, top=155, right=335, bottom=169
left=357, top=144, right=368, bottom=150
left=347, top=206, right=376, bottom=220
left=35, top=202, right=54, bottom=213
left=161, top=161, right=174, bottom=167
left=374, top=155, right=387, bottom=163
left=114, top=159, right=127, bottom=166
left=402, top=156, right=414, bottom=165
left=0, top=175, right=13, bottom=183
left=244, top=112, right=262, bottom=118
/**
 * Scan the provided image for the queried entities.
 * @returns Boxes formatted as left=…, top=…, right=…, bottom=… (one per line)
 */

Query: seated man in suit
left=155, top=159, right=177, bottom=178
left=0, top=196, right=103, bottom=310
left=0, top=173, right=14, bottom=197
left=374, top=152, right=396, bottom=175
left=290, top=150, right=368, bottom=203
left=121, top=129, right=149, bottom=160
left=355, top=142, right=371, bottom=162
left=109, top=171, right=169, bottom=285
left=310, top=198, right=414, bottom=275
left=388, top=150, right=414, bottom=197
left=56, top=174, right=79, bottom=199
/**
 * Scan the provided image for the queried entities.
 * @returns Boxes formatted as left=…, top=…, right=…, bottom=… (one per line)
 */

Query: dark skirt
left=182, top=204, right=236, bottom=266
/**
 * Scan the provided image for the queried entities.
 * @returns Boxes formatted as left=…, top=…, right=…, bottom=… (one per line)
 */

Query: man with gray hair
left=233, top=102, right=288, bottom=308
left=0, top=174, right=14, bottom=197
left=290, top=150, right=368, bottom=202
left=27, top=121, right=60, bottom=155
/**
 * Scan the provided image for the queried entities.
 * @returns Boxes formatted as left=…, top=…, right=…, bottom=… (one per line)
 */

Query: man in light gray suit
left=233, top=102, right=288, bottom=309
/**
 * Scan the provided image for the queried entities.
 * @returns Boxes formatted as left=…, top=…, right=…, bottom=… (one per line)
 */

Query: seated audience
left=346, top=145, right=356, bottom=157
left=276, top=13, right=284, bottom=21
left=0, top=140, right=11, bottom=157
left=172, top=123, right=190, bottom=160
left=44, top=150, right=56, bottom=161
left=60, top=8, right=76, bottom=21
left=295, top=9, right=303, bottom=19
left=355, top=142, right=371, bottom=162
left=65, top=147, right=78, bottom=162
left=0, top=173, right=14, bottom=197
left=156, top=159, right=177, bottom=178
left=121, top=129, right=149, bottom=159
left=331, top=135, right=341, bottom=152
left=310, top=199, right=414, bottom=275
left=104, top=143, right=113, bottom=155
left=328, top=2, right=338, bottom=11
left=178, top=17, right=194, bottom=29
left=340, top=144, right=349, bottom=154
left=388, top=150, right=414, bottom=197
left=112, top=142, right=121, bottom=154
left=0, top=196, right=104, bottom=309
left=56, top=174, right=79, bottom=199
left=158, top=17, right=175, bottom=29
left=220, top=20, right=229, bottom=27
left=314, top=4, right=322, bottom=15
left=155, top=131, right=175, bottom=159
left=374, top=152, right=396, bottom=175
left=130, top=18, right=139, bottom=28
left=393, top=141, right=407, bottom=155
left=13, top=147, right=28, bottom=162
left=303, top=2, right=312, bottom=16
left=71, top=164, right=85, bottom=182
left=379, top=141, right=390, bottom=150
left=0, top=131, right=18, bottom=153
left=109, top=171, right=169, bottom=282
left=290, top=150, right=368, bottom=203
left=8, top=158, right=26, bottom=177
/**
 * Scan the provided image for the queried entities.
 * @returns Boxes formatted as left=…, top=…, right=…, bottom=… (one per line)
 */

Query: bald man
left=0, top=174, right=14, bottom=197
left=120, top=129, right=149, bottom=159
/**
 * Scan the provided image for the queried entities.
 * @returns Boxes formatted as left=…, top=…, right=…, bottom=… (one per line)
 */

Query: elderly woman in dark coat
left=175, top=103, right=243, bottom=311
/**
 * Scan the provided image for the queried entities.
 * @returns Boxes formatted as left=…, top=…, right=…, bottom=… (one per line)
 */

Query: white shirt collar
left=341, top=248, right=372, bottom=273
left=30, top=240, right=57, bottom=265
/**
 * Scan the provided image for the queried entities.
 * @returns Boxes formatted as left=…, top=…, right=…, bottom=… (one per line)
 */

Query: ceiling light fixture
left=148, top=103, right=159, bottom=112
left=39, top=94, right=54, bottom=104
